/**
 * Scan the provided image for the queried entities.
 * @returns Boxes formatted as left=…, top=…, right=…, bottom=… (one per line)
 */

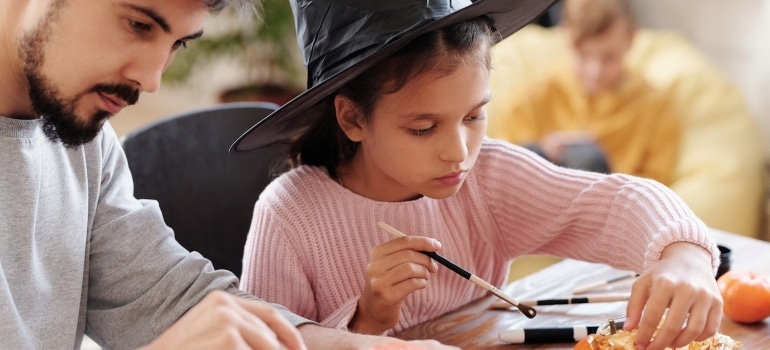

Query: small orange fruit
left=717, top=270, right=770, bottom=323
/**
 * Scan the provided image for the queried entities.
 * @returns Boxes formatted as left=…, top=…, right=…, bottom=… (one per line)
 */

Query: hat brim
left=230, top=0, right=557, bottom=154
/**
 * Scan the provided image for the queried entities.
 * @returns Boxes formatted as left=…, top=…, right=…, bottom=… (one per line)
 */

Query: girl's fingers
left=371, top=236, right=441, bottom=259
left=624, top=274, right=651, bottom=331
left=625, top=274, right=722, bottom=350
left=668, top=290, right=722, bottom=346
left=369, top=248, right=438, bottom=277
left=647, top=292, right=691, bottom=350
left=370, top=261, right=434, bottom=304
left=630, top=281, right=670, bottom=348
left=697, top=300, right=723, bottom=341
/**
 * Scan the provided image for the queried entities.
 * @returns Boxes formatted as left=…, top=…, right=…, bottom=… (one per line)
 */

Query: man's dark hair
left=207, top=0, right=257, bottom=15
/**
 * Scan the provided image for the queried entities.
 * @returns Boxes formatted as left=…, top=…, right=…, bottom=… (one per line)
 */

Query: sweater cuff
left=642, top=219, right=720, bottom=275
left=227, top=287, right=317, bottom=327
left=320, top=296, right=359, bottom=330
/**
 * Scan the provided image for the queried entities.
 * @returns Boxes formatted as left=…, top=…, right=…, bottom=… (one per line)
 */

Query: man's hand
left=142, top=290, right=306, bottom=350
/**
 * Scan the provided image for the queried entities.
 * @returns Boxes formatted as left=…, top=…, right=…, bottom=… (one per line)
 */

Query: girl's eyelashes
left=466, top=114, right=487, bottom=123
left=406, top=113, right=485, bottom=136
left=408, top=125, right=436, bottom=136
left=466, top=107, right=488, bottom=122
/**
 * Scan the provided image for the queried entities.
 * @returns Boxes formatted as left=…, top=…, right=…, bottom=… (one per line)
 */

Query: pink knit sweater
left=240, top=139, right=718, bottom=334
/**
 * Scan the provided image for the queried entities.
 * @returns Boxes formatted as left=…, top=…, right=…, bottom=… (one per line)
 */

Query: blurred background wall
left=630, top=0, right=770, bottom=160
left=115, top=0, right=770, bottom=162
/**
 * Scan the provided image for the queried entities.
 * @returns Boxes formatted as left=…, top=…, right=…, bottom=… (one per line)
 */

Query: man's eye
left=172, top=41, right=188, bottom=50
left=130, top=20, right=151, bottom=33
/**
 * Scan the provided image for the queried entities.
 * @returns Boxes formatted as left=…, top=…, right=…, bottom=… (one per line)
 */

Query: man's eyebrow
left=122, top=3, right=171, bottom=32
left=184, top=31, right=205, bottom=41
left=121, top=3, right=204, bottom=41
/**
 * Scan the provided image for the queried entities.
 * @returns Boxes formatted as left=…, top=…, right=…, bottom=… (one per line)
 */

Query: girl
left=234, top=1, right=722, bottom=349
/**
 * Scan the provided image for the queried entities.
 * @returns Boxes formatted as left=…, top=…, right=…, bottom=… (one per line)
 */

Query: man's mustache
left=91, top=83, right=139, bottom=106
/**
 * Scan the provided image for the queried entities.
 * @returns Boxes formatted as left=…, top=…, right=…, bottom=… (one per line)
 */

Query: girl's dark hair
left=290, top=16, right=498, bottom=177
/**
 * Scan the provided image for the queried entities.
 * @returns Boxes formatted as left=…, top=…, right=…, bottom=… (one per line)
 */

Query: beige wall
left=120, top=1, right=770, bottom=159
left=631, top=0, right=770, bottom=160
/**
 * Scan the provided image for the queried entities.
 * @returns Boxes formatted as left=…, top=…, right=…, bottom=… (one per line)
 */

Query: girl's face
left=339, top=60, right=490, bottom=202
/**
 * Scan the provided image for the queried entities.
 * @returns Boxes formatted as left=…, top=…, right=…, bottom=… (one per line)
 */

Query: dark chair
left=121, top=102, right=290, bottom=277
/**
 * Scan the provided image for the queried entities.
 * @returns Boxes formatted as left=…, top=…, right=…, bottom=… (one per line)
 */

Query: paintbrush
left=490, top=292, right=631, bottom=309
left=377, top=222, right=536, bottom=319
left=572, top=272, right=639, bottom=294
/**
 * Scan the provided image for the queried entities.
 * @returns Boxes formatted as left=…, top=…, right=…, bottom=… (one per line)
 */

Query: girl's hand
left=624, top=242, right=723, bottom=350
left=350, top=236, right=441, bottom=334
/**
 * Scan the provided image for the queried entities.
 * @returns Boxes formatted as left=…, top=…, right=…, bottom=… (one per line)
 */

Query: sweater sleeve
left=84, top=127, right=309, bottom=349
left=478, top=139, right=719, bottom=274
left=241, top=196, right=322, bottom=324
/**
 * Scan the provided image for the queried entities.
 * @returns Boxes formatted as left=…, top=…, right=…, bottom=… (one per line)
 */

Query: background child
left=487, top=0, right=683, bottom=185
left=233, top=1, right=722, bottom=349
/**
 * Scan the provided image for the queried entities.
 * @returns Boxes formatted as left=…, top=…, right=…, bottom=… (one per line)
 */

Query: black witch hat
left=231, top=0, right=556, bottom=153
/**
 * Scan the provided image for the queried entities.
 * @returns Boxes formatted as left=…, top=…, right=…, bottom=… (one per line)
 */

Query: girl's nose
left=439, top=128, right=469, bottom=163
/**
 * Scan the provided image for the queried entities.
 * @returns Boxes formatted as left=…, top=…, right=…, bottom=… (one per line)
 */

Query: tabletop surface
left=396, top=229, right=770, bottom=349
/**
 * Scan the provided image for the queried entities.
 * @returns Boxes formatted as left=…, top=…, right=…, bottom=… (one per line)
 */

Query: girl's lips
left=436, top=171, right=465, bottom=186
left=98, top=93, right=127, bottom=114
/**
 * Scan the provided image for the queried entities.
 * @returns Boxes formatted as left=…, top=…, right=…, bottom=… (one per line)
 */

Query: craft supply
left=499, top=320, right=626, bottom=344
left=377, top=222, right=536, bottom=318
left=572, top=272, right=638, bottom=294
left=499, top=325, right=596, bottom=344
left=491, top=292, right=631, bottom=309
left=716, top=244, right=732, bottom=280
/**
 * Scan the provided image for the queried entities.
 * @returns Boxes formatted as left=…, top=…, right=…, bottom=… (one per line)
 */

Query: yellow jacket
left=488, top=26, right=765, bottom=238
left=490, top=62, right=682, bottom=186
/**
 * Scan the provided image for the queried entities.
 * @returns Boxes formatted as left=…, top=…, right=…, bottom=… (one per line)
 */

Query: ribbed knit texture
left=241, top=138, right=718, bottom=335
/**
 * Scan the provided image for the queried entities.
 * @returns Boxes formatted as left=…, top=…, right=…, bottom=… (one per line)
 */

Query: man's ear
left=335, top=95, right=365, bottom=142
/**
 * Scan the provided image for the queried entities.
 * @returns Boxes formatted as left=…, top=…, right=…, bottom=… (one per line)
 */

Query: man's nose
left=123, top=49, right=170, bottom=93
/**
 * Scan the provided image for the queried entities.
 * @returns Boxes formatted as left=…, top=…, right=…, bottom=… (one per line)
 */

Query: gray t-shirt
left=0, top=117, right=309, bottom=349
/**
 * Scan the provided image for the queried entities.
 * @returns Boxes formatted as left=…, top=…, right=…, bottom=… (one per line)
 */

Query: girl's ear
left=335, top=95, right=365, bottom=142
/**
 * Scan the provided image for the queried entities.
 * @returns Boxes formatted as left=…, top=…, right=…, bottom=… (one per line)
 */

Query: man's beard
left=19, top=10, right=139, bottom=148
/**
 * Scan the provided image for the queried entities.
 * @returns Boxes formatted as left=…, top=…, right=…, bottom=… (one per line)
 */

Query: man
left=489, top=0, right=682, bottom=185
left=0, top=0, right=454, bottom=349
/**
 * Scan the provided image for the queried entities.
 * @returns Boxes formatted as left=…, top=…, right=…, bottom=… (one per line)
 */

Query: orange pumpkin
left=574, top=335, right=596, bottom=350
